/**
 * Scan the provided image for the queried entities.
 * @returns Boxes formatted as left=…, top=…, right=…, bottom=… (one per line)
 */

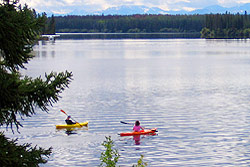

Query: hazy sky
left=19, top=0, right=250, bottom=14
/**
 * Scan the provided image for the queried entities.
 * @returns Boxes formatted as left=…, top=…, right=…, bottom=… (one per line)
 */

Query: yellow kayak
left=56, top=121, right=88, bottom=129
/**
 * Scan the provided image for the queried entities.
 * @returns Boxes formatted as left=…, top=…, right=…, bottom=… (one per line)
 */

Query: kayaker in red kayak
left=65, top=116, right=77, bottom=125
left=133, top=120, right=144, bottom=132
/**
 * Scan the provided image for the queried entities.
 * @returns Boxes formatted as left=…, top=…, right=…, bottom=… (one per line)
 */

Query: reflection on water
left=2, top=38, right=250, bottom=166
left=132, top=134, right=157, bottom=145
left=133, top=135, right=141, bottom=145
left=61, top=127, right=89, bottom=136
left=57, top=32, right=201, bottom=40
left=65, top=129, right=77, bottom=136
left=36, top=40, right=56, bottom=58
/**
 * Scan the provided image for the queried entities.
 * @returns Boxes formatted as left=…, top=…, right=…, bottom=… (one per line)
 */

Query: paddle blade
left=120, top=121, right=133, bottom=125
left=60, top=109, right=67, bottom=115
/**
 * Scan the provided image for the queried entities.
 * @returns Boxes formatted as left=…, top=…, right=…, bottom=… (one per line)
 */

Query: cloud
left=51, top=9, right=71, bottom=15
left=182, top=7, right=196, bottom=11
left=237, top=0, right=250, bottom=2
left=218, top=0, right=250, bottom=7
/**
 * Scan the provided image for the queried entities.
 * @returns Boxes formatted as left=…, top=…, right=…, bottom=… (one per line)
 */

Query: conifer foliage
left=201, top=13, right=250, bottom=38
left=0, top=0, right=73, bottom=166
left=55, top=14, right=205, bottom=33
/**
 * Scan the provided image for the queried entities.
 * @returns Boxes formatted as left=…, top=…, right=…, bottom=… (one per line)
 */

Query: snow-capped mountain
left=98, top=5, right=168, bottom=15
left=50, top=4, right=250, bottom=16
left=189, top=4, right=250, bottom=14
left=98, top=4, right=250, bottom=15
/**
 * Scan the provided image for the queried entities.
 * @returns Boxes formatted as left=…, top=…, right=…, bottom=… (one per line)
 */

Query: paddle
left=60, top=109, right=81, bottom=126
left=120, top=121, right=147, bottom=130
left=120, top=121, right=134, bottom=125
left=120, top=121, right=158, bottom=132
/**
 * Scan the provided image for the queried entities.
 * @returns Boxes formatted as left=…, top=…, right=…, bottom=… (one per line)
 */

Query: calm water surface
left=3, top=39, right=250, bottom=166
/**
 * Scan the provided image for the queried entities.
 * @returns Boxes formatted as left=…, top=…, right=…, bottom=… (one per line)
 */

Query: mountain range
left=52, top=3, right=250, bottom=16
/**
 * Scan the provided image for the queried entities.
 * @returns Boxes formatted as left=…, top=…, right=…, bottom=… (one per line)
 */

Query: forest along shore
left=48, top=13, right=250, bottom=39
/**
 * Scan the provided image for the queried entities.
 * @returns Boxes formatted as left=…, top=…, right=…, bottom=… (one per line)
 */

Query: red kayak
left=119, top=128, right=158, bottom=136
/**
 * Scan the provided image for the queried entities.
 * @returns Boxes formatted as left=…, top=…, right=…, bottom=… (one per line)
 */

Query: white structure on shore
left=41, top=35, right=60, bottom=41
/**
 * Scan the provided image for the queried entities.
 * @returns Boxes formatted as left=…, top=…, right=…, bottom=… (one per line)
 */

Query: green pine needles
left=0, top=0, right=73, bottom=166
left=0, top=132, right=52, bottom=167
left=0, top=0, right=73, bottom=131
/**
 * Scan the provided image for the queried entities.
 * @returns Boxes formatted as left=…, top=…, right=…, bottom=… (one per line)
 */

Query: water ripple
left=4, top=39, right=250, bottom=166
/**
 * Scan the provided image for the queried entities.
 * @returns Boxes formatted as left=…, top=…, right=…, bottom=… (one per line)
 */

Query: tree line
left=55, top=14, right=205, bottom=33
left=201, top=12, right=250, bottom=38
left=52, top=13, right=250, bottom=38
left=43, top=14, right=56, bottom=34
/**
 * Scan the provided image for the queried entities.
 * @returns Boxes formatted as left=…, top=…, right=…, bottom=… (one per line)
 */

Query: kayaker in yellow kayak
left=65, top=116, right=78, bottom=125
left=133, top=120, right=144, bottom=132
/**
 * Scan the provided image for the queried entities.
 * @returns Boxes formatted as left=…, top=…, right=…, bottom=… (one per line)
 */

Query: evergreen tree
left=55, top=14, right=205, bottom=33
left=201, top=13, right=250, bottom=38
left=0, top=1, right=73, bottom=166
left=43, top=14, right=56, bottom=34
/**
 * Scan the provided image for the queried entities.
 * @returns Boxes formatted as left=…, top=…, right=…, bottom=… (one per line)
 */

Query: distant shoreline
left=56, top=32, right=200, bottom=35
left=55, top=32, right=201, bottom=39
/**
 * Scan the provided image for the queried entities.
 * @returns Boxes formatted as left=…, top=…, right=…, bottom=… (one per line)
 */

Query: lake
left=3, top=38, right=250, bottom=166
